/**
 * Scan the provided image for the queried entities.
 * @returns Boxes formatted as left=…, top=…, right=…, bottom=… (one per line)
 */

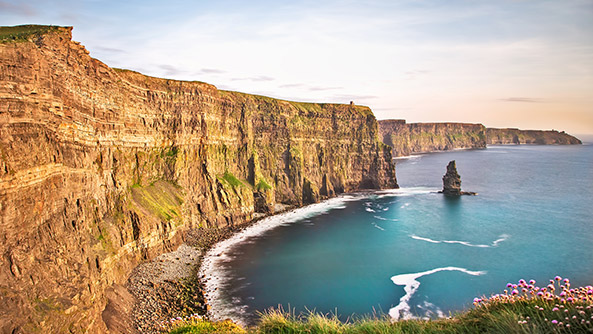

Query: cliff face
left=486, top=128, right=582, bottom=145
left=378, top=120, right=487, bottom=157
left=378, top=120, right=581, bottom=157
left=0, top=26, right=397, bottom=333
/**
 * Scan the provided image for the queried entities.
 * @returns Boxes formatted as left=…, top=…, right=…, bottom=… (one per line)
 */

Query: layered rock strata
left=378, top=120, right=581, bottom=158
left=378, top=120, right=487, bottom=157
left=0, top=25, right=397, bottom=333
left=486, top=128, right=582, bottom=145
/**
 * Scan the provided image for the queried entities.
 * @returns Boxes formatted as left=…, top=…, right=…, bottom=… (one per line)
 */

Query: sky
left=2, top=0, right=592, bottom=134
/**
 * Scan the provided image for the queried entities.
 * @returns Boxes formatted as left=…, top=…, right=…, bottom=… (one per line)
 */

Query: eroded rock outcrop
left=0, top=25, right=397, bottom=333
left=439, top=160, right=476, bottom=196
left=441, top=161, right=462, bottom=195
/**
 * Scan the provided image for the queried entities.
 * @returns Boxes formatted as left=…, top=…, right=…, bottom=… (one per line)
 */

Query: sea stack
left=440, top=160, right=477, bottom=196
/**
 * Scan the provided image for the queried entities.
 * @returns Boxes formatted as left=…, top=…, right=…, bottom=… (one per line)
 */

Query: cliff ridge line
left=378, top=119, right=581, bottom=157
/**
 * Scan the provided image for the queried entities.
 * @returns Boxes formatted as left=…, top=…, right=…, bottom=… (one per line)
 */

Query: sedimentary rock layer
left=378, top=120, right=487, bottom=157
left=485, top=128, right=582, bottom=145
left=0, top=25, right=396, bottom=333
left=378, top=120, right=581, bottom=157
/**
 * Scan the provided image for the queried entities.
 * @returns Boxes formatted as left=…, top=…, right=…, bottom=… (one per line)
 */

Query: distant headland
left=378, top=119, right=581, bottom=158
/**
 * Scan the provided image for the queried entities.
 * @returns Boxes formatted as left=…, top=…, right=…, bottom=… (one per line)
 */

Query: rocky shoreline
left=126, top=227, right=241, bottom=333
left=127, top=205, right=295, bottom=333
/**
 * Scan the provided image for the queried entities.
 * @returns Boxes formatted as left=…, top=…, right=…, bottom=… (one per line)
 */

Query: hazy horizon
left=1, top=0, right=592, bottom=134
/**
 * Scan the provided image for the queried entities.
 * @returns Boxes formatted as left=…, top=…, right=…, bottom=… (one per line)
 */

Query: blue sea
left=200, top=142, right=593, bottom=325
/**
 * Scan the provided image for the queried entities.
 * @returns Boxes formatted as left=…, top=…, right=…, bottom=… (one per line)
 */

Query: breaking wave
left=389, top=267, right=486, bottom=320
left=410, top=234, right=510, bottom=248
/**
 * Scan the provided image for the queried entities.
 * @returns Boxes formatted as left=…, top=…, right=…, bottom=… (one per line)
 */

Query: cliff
left=378, top=120, right=487, bottom=157
left=378, top=120, right=581, bottom=157
left=0, top=25, right=397, bottom=333
left=485, top=128, right=582, bottom=145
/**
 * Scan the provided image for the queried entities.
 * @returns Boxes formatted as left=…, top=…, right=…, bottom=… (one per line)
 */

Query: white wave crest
left=373, top=215, right=398, bottom=222
left=199, top=195, right=361, bottom=325
left=410, top=234, right=510, bottom=248
left=394, top=154, right=424, bottom=160
left=371, top=222, right=385, bottom=231
left=389, top=267, right=486, bottom=320
left=376, top=187, right=439, bottom=198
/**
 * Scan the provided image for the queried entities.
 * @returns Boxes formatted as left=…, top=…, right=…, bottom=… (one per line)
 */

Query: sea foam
left=376, top=187, right=439, bottom=198
left=389, top=267, right=486, bottom=320
left=410, top=234, right=510, bottom=248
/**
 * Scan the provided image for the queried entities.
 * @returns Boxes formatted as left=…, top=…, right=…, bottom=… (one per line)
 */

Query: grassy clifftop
left=166, top=277, right=593, bottom=333
left=0, top=25, right=68, bottom=43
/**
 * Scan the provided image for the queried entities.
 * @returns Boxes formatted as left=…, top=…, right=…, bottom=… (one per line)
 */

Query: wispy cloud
left=198, top=68, right=225, bottom=74
left=93, top=46, right=126, bottom=54
left=158, top=64, right=184, bottom=76
left=0, top=1, right=36, bottom=16
left=404, top=69, right=431, bottom=81
left=500, top=97, right=546, bottom=103
left=279, top=83, right=304, bottom=88
left=231, top=76, right=275, bottom=82
left=309, top=86, right=343, bottom=91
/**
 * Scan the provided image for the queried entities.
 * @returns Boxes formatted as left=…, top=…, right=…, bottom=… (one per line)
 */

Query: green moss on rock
left=130, top=180, right=183, bottom=221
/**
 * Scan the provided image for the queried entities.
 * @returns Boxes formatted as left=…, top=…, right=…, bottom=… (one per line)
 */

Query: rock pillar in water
left=440, top=160, right=476, bottom=196
left=442, top=160, right=462, bottom=195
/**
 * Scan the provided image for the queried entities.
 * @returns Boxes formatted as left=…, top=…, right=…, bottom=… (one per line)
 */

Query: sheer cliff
left=0, top=25, right=397, bottom=333
left=378, top=120, right=487, bottom=157
left=378, top=120, right=581, bottom=157
left=485, top=128, right=582, bottom=145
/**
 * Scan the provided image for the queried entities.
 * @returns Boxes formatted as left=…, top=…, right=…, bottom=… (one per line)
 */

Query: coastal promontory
left=378, top=119, right=581, bottom=157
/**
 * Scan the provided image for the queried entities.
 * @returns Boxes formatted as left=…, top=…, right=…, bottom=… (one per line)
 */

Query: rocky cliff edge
left=0, top=25, right=397, bottom=333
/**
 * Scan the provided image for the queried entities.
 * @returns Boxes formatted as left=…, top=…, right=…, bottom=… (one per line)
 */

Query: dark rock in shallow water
left=439, top=160, right=477, bottom=196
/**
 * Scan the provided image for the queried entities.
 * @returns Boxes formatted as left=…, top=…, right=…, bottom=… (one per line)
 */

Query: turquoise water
left=204, top=143, right=593, bottom=324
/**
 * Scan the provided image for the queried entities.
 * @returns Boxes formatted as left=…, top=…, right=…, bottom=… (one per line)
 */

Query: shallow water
left=204, top=143, right=593, bottom=324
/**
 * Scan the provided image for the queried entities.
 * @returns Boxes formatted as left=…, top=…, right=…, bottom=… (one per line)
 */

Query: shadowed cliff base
left=378, top=119, right=581, bottom=158
left=0, top=25, right=396, bottom=333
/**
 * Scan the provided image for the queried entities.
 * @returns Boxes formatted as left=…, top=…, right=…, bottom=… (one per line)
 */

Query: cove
left=201, top=144, right=593, bottom=325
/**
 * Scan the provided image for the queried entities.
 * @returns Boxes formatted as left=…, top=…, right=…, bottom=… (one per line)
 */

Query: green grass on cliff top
left=168, top=277, right=593, bottom=333
left=169, top=298, right=593, bottom=334
left=0, top=25, right=65, bottom=43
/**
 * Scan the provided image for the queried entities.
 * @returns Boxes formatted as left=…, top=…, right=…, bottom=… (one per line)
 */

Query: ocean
left=200, top=143, right=593, bottom=325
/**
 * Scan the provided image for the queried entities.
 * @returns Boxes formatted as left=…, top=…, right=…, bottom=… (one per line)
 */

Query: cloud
left=0, top=1, right=36, bottom=16
left=308, top=86, right=343, bottom=91
left=500, top=97, right=545, bottom=103
left=231, top=76, right=275, bottom=82
left=93, top=46, right=126, bottom=54
left=158, top=64, right=184, bottom=76
left=404, top=69, right=431, bottom=80
left=279, top=83, right=304, bottom=88
left=332, top=94, right=378, bottom=101
left=199, top=68, right=225, bottom=74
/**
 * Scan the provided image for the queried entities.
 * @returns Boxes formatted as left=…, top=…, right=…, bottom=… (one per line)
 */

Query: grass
left=168, top=317, right=246, bottom=334
left=166, top=277, right=593, bottom=334
left=130, top=179, right=183, bottom=221
left=0, top=25, right=63, bottom=43
left=220, top=172, right=245, bottom=188
left=256, top=179, right=272, bottom=191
